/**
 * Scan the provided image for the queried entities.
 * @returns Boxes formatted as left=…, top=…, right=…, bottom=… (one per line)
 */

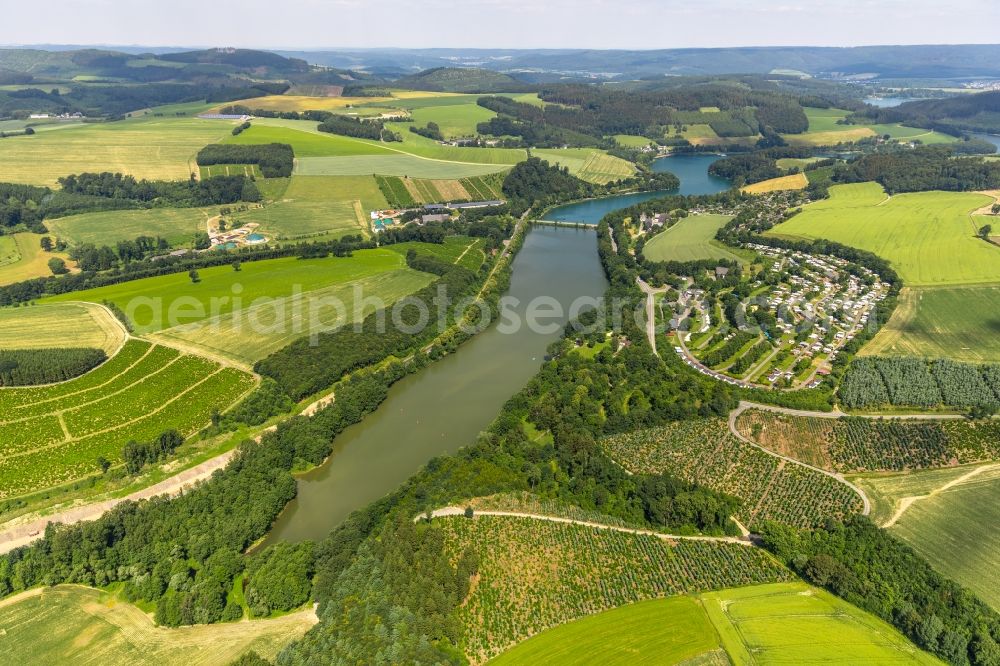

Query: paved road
left=423, top=507, right=753, bottom=546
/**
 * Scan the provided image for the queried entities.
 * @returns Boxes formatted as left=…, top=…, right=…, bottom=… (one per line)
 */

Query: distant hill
left=281, top=45, right=1000, bottom=81
left=860, top=91, right=1000, bottom=134
left=392, top=67, right=525, bottom=93
left=158, top=48, right=309, bottom=73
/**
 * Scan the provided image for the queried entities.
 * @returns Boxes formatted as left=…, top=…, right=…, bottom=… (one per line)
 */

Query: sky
left=2, top=0, right=999, bottom=50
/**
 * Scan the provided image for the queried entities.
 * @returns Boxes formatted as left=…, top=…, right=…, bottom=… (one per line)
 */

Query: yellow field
left=0, top=233, right=75, bottom=286
left=533, top=148, right=635, bottom=184
left=0, top=586, right=316, bottom=665
left=785, top=127, right=876, bottom=146
left=0, top=117, right=233, bottom=186
left=0, top=302, right=125, bottom=353
left=210, top=90, right=463, bottom=114
left=741, top=172, right=809, bottom=194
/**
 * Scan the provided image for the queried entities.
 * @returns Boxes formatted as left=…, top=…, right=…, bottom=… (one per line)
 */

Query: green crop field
left=642, top=215, right=740, bottom=263
left=44, top=249, right=419, bottom=334
left=0, top=116, right=233, bottom=186
left=701, top=582, right=941, bottom=665
left=489, top=597, right=722, bottom=666
left=151, top=269, right=433, bottom=364
left=46, top=207, right=212, bottom=248
left=198, top=163, right=263, bottom=179
left=0, top=339, right=255, bottom=497
left=861, top=285, right=1000, bottom=362
left=223, top=122, right=393, bottom=157
left=857, top=464, right=1000, bottom=611
left=237, top=176, right=385, bottom=239
left=767, top=183, right=999, bottom=286
left=441, top=513, right=792, bottom=664
left=0, top=586, right=315, bottom=665
left=0, top=302, right=125, bottom=353
left=408, top=103, right=496, bottom=137
left=0, top=233, right=75, bottom=286
left=296, top=154, right=510, bottom=178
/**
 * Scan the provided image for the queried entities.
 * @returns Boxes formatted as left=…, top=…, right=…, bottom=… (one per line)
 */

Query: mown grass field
left=767, top=182, right=999, bottom=286
left=701, top=582, right=941, bottom=665
left=613, top=134, right=654, bottom=148
left=223, top=121, right=393, bottom=157
left=0, top=233, right=74, bottom=286
left=856, top=464, right=1000, bottom=611
left=0, top=585, right=316, bottom=665
left=642, top=214, right=740, bottom=263
left=408, top=103, right=496, bottom=137
left=861, top=285, right=1000, bottom=362
left=0, top=302, right=125, bottom=353
left=0, top=116, right=233, bottom=186
left=488, top=597, right=722, bottom=666
left=741, top=172, right=808, bottom=194
left=151, top=269, right=434, bottom=365
left=0, top=339, right=255, bottom=497
left=238, top=176, right=384, bottom=239
left=46, top=207, right=212, bottom=248
left=44, top=249, right=415, bottom=334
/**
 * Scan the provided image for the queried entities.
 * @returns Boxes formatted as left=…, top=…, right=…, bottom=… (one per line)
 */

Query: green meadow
left=0, top=586, right=315, bottom=665
left=238, top=176, right=386, bottom=239
left=407, top=103, right=496, bottom=137
left=295, top=154, right=509, bottom=178
left=43, top=249, right=413, bottom=333
left=532, top=148, right=635, bottom=184
left=857, top=465, right=1000, bottom=611
left=224, top=121, right=393, bottom=157
left=491, top=582, right=939, bottom=665
left=46, top=207, right=213, bottom=247
left=701, top=582, right=942, bottom=665
left=489, top=597, right=721, bottom=666
left=862, top=285, right=1000, bottom=362
left=642, top=214, right=740, bottom=263
left=767, top=182, right=999, bottom=286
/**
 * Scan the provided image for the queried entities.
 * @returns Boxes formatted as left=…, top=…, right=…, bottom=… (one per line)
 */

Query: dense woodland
left=195, top=144, right=294, bottom=178
left=0, top=347, right=106, bottom=386
left=762, top=518, right=1000, bottom=666
left=0, top=172, right=259, bottom=235
left=834, top=146, right=1000, bottom=193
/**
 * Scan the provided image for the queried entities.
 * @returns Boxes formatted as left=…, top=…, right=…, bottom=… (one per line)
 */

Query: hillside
left=394, top=67, right=524, bottom=92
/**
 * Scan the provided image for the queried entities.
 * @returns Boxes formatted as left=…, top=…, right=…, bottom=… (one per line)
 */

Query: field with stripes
left=0, top=339, right=255, bottom=498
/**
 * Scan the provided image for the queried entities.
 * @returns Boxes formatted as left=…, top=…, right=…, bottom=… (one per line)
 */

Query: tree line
left=0, top=347, right=107, bottom=386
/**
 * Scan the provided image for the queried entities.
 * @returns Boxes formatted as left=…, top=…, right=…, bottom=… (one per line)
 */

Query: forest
left=0, top=347, right=107, bottom=386
left=761, top=518, right=1000, bottom=666
left=195, top=144, right=294, bottom=178
left=833, top=146, right=1000, bottom=193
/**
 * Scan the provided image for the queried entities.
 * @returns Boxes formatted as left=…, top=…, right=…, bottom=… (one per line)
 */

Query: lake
left=264, top=225, right=609, bottom=543
left=543, top=154, right=730, bottom=224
